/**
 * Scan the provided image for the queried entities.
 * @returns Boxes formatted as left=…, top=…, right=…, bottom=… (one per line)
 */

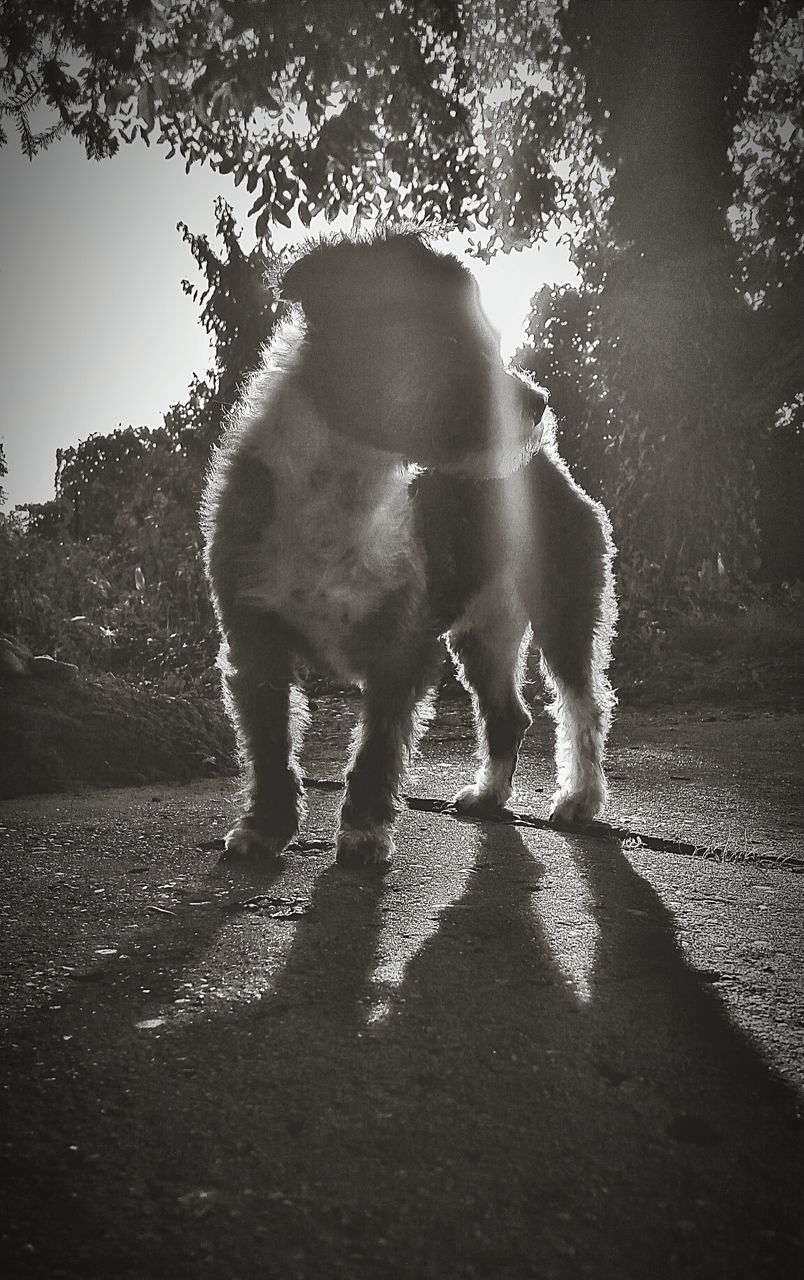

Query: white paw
left=452, top=783, right=507, bottom=817
left=223, top=822, right=290, bottom=859
left=548, top=783, right=605, bottom=826
left=336, top=825, right=394, bottom=867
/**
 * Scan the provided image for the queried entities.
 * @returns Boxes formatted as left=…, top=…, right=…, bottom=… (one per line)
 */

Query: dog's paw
left=548, top=785, right=604, bottom=828
left=336, top=824, right=394, bottom=868
left=222, top=820, right=291, bottom=860
left=452, top=783, right=507, bottom=817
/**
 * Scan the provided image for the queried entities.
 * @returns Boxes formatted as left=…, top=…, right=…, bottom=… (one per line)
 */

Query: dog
left=202, top=228, right=616, bottom=865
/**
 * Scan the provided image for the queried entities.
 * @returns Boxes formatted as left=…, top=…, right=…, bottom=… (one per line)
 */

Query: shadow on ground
left=1, top=810, right=801, bottom=1279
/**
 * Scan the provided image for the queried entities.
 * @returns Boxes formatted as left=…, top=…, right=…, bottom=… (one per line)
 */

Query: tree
left=3, top=0, right=800, bottom=586
left=47, top=197, right=281, bottom=537
left=178, top=196, right=283, bottom=417
left=732, top=1, right=804, bottom=302
left=0, top=0, right=490, bottom=227
left=2, top=198, right=283, bottom=679
left=513, top=1, right=803, bottom=584
left=557, top=1, right=764, bottom=577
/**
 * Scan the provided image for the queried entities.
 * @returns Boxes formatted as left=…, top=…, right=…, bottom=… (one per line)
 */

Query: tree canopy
left=2, top=0, right=801, bottom=584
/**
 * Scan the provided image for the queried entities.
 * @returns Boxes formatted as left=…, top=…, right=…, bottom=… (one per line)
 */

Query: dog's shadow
left=128, top=822, right=802, bottom=1276
left=12, top=822, right=802, bottom=1276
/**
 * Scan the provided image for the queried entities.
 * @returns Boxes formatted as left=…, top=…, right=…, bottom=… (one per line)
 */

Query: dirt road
left=1, top=711, right=802, bottom=1278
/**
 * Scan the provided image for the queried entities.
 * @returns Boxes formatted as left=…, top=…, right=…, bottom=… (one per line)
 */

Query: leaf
left=137, top=83, right=155, bottom=130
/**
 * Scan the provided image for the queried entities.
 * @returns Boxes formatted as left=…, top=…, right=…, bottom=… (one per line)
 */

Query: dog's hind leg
left=525, top=452, right=617, bottom=825
left=218, top=613, right=308, bottom=858
left=448, top=598, right=532, bottom=816
left=337, top=640, right=442, bottom=867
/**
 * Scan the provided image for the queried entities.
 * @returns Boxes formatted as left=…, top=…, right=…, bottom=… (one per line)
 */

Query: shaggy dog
left=202, top=229, right=616, bottom=865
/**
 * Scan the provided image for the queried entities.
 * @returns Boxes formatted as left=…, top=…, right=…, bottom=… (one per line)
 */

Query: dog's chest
left=240, top=435, right=417, bottom=675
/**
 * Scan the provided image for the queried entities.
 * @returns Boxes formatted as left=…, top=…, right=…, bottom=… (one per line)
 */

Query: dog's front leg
left=337, top=652, right=439, bottom=867
left=219, top=617, right=307, bottom=859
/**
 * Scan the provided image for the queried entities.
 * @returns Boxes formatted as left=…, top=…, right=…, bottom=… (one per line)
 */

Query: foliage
left=1, top=489, right=215, bottom=687
left=0, top=2, right=621, bottom=241
left=53, top=419, right=214, bottom=678
left=1, top=672, right=235, bottom=800
left=754, top=397, right=804, bottom=582
left=2, top=198, right=282, bottom=685
left=2, top=0, right=802, bottom=607
left=518, top=284, right=611, bottom=500
left=512, top=0, right=803, bottom=588
left=731, top=0, right=804, bottom=300
left=0, top=0, right=490, bottom=227
left=178, top=196, right=283, bottom=411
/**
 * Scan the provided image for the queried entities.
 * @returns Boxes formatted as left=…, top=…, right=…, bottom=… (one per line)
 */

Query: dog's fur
left=202, top=229, right=616, bottom=865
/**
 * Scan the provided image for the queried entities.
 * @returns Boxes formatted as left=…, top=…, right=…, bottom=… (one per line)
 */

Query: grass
left=615, top=597, right=804, bottom=709
left=0, top=673, right=236, bottom=800
left=1, top=597, right=802, bottom=800
left=674, top=600, right=804, bottom=661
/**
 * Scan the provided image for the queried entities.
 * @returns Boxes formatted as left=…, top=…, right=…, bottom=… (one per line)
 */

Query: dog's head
left=279, top=229, right=548, bottom=475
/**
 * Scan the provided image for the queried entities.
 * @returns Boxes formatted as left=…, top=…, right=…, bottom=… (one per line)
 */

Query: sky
left=0, top=134, right=577, bottom=511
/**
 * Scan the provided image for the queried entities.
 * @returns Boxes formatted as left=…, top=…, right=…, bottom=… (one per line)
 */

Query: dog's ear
left=279, top=239, right=364, bottom=323
left=279, top=250, right=339, bottom=317
left=279, top=231, right=458, bottom=323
